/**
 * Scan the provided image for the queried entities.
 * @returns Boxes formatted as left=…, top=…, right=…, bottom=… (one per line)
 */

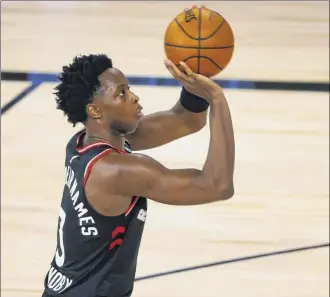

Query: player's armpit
left=98, top=153, right=233, bottom=206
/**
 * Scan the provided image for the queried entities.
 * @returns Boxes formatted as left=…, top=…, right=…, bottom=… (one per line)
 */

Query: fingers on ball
left=179, top=61, right=193, bottom=73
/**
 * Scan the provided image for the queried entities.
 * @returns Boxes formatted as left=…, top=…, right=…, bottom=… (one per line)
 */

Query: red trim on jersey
left=76, top=129, right=126, bottom=154
left=77, top=129, right=137, bottom=217
left=109, top=239, right=123, bottom=250
left=83, top=148, right=114, bottom=188
left=125, top=196, right=139, bottom=217
left=112, top=226, right=126, bottom=239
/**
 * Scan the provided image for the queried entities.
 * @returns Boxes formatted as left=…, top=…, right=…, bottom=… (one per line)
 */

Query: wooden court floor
left=1, top=2, right=329, bottom=297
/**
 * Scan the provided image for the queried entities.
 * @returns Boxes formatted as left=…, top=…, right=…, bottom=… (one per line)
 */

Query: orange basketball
left=164, top=7, right=234, bottom=77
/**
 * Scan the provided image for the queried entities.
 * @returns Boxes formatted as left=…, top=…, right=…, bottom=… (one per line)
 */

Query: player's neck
left=84, top=126, right=125, bottom=150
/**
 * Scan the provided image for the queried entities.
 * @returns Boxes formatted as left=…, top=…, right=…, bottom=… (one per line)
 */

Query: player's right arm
left=92, top=60, right=234, bottom=206
left=98, top=79, right=235, bottom=205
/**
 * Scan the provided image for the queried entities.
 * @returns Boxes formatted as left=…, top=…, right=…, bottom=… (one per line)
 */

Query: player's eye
left=120, top=89, right=126, bottom=96
left=118, top=85, right=130, bottom=97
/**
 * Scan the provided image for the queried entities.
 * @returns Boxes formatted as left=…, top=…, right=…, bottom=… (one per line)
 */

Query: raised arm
left=126, top=7, right=210, bottom=152
left=92, top=61, right=235, bottom=206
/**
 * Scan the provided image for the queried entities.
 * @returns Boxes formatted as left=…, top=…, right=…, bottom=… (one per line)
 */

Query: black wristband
left=179, top=87, right=209, bottom=113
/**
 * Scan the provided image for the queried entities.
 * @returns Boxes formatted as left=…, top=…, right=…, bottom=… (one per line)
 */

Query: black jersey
left=42, top=129, right=147, bottom=297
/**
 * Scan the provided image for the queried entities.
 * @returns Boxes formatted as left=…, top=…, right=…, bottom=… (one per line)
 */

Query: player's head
left=55, top=54, right=143, bottom=134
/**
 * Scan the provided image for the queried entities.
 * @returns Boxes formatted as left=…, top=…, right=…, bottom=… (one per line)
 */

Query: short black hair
left=55, top=54, right=113, bottom=126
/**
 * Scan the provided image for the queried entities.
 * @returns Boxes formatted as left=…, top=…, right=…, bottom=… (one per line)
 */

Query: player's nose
left=131, top=92, right=140, bottom=104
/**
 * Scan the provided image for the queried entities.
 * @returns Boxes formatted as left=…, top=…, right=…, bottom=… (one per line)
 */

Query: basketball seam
left=183, top=56, right=223, bottom=70
left=203, top=19, right=226, bottom=40
left=174, top=18, right=197, bottom=40
left=165, top=43, right=234, bottom=50
left=202, top=7, right=229, bottom=40
left=198, top=8, right=202, bottom=74
left=174, top=14, right=227, bottom=41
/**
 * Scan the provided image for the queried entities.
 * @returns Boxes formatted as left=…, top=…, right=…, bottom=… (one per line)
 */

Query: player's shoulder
left=92, top=150, right=156, bottom=181
left=96, top=150, right=148, bottom=168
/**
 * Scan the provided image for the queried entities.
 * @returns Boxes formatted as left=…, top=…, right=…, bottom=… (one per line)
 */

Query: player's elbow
left=216, top=183, right=235, bottom=201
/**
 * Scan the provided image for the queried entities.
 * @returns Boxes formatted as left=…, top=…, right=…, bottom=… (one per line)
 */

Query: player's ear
left=86, top=104, right=102, bottom=119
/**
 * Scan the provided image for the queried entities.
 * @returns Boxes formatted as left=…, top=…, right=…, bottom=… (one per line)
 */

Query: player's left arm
left=126, top=98, right=207, bottom=151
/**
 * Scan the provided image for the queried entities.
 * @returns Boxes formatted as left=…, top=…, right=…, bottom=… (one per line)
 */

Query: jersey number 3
left=55, top=207, right=66, bottom=267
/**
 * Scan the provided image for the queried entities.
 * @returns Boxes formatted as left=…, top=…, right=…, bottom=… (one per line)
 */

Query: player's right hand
left=164, top=59, right=223, bottom=102
left=184, top=5, right=206, bottom=11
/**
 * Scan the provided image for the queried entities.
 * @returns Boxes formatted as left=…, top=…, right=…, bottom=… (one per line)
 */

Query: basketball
left=164, top=6, right=234, bottom=77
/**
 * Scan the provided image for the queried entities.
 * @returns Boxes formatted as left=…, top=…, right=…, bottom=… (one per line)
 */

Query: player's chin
left=126, top=118, right=141, bottom=134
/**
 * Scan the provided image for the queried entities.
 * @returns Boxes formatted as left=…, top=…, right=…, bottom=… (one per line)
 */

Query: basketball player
left=42, top=54, right=235, bottom=297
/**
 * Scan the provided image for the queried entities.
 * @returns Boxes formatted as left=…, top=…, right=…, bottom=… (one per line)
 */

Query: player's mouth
left=137, top=106, right=144, bottom=118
